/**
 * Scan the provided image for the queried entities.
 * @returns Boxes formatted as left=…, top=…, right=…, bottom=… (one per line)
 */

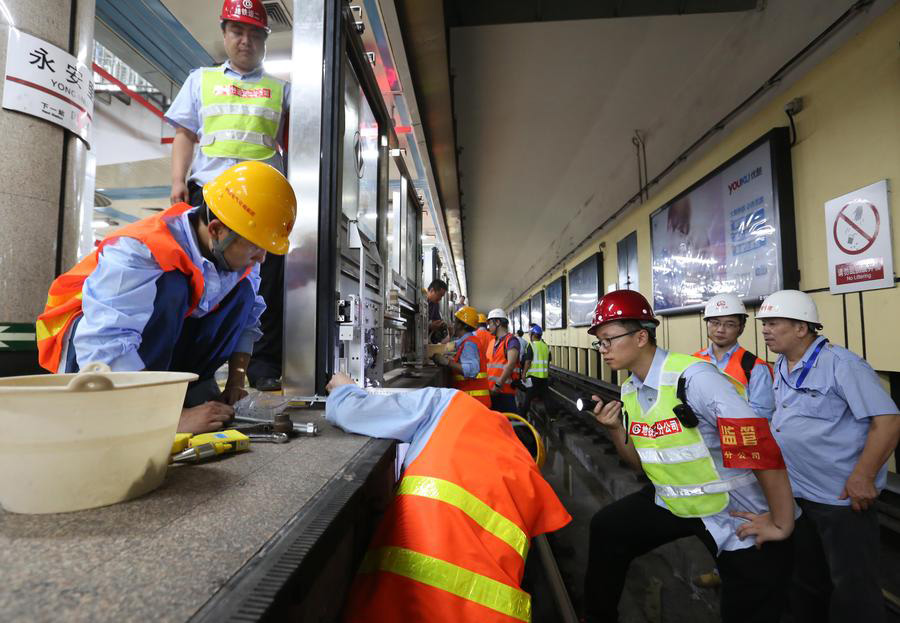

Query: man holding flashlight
left=582, top=289, right=796, bottom=623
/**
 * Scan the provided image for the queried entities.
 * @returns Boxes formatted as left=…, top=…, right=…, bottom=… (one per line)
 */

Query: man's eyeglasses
left=707, top=319, right=741, bottom=330
left=591, top=329, right=641, bottom=351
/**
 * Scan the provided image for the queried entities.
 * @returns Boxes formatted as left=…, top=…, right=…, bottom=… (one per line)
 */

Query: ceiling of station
left=444, top=0, right=760, bottom=27
left=448, top=0, right=888, bottom=309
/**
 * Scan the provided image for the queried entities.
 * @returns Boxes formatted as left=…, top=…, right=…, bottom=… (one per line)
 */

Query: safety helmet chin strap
left=208, top=204, right=240, bottom=272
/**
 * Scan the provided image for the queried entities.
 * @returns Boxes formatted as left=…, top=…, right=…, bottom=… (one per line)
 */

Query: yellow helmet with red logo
left=203, top=162, right=296, bottom=255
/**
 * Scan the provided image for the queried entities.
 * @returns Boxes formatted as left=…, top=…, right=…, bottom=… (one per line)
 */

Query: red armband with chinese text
left=717, top=417, right=785, bottom=469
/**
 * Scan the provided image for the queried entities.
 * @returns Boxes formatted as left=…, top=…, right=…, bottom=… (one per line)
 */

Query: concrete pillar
left=0, top=0, right=95, bottom=375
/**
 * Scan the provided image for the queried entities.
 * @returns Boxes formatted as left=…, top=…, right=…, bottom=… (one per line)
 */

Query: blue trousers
left=66, top=271, right=255, bottom=387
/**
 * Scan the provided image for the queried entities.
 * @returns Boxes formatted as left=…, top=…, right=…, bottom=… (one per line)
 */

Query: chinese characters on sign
left=825, top=180, right=894, bottom=294
left=3, top=28, right=94, bottom=143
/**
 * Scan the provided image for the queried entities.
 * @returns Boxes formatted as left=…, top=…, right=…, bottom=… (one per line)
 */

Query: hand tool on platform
left=245, top=432, right=290, bottom=443
left=232, top=413, right=320, bottom=436
left=170, top=430, right=251, bottom=463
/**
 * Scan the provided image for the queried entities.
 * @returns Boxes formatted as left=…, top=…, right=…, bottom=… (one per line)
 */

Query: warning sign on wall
left=825, top=180, right=894, bottom=294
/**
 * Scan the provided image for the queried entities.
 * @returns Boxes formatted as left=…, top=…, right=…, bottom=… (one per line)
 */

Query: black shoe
left=253, top=377, right=282, bottom=392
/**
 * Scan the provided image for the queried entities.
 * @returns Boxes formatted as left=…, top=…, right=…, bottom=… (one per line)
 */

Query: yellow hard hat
left=202, top=162, right=297, bottom=255
left=477, top=313, right=488, bottom=324
left=454, top=306, right=479, bottom=329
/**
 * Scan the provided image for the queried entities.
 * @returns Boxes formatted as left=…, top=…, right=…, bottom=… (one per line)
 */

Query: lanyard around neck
left=780, top=339, right=828, bottom=391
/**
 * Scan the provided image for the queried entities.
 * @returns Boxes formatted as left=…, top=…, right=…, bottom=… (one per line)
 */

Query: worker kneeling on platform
left=432, top=305, right=491, bottom=406
left=36, top=162, right=296, bottom=434
left=582, top=289, right=796, bottom=623
left=324, top=373, right=571, bottom=622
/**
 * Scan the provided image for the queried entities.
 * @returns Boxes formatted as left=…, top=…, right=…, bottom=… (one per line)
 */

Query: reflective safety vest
left=620, top=353, right=754, bottom=518
left=199, top=68, right=285, bottom=161
left=35, top=204, right=246, bottom=373
left=474, top=327, right=493, bottom=356
left=526, top=340, right=550, bottom=379
left=692, top=345, right=772, bottom=388
left=343, top=391, right=571, bottom=622
left=452, top=334, right=491, bottom=406
left=487, top=333, right=520, bottom=395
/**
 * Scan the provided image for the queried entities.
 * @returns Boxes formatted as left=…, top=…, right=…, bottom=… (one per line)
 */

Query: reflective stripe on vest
left=35, top=204, right=212, bottom=373
left=654, top=472, right=757, bottom=499
left=635, top=442, right=709, bottom=464
left=452, top=334, right=491, bottom=406
left=200, top=68, right=284, bottom=160
left=359, top=546, right=531, bottom=622
left=398, top=475, right=529, bottom=559
left=621, top=353, right=753, bottom=518
left=486, top=333, right=519, bottom=394
left=343, top=391, right=572, bottom=622
left=527, top=340, right=550, bottom=379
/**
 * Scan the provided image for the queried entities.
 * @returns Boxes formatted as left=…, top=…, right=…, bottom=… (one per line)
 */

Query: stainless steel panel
left=61, top=0, right=96, bottom=268
left=284, top=0, right=326, bottom=396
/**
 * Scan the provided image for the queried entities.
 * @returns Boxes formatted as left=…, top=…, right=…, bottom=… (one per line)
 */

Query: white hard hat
left=487, top=308, right=507, bottom=320
left=703, top=293, right=747, bottom=319
left=756, top=290, right=821, bottom=326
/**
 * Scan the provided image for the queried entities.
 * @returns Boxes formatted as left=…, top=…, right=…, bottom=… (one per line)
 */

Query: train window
left=617, top=231, right=639, bottom=290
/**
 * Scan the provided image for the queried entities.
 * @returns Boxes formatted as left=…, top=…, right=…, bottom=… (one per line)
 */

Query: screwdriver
left=171, top=442, right=233, bottom=463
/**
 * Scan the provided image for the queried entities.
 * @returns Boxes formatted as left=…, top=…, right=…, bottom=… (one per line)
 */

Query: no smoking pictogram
left=832, top=200, right=879, bottom=255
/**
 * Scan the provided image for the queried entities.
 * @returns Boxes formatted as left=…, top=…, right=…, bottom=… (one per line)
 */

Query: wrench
left=246, top=432, right=290, bottom=444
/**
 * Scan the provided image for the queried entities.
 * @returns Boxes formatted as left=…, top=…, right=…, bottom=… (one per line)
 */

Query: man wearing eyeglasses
left=165, top=0, right=291, bottom=392
left=694, top=294, right=774, bottom=419
left=691, top=293, right=775, bottom=589
left=582, top=289, right=796, bottom=623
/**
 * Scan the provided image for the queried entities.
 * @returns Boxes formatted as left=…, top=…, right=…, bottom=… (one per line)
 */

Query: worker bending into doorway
left=582, top=290, right=796, bottom=623
left=324, top=372, right=571, bottom=622
left=36, top=163, right=296, bottom=435
left=431, top=306, right=490, bottom=406
left=165, top=0, right=290, bottom=391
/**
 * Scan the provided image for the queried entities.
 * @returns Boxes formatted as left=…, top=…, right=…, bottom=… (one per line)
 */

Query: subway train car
left=1, top=0, right=899, bottom=621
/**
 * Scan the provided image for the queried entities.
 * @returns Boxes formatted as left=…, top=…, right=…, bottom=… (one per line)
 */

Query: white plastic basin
left=0, top=363, right=197, bottom=514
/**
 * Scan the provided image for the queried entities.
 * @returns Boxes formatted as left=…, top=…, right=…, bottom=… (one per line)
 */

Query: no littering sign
left=825, top=180, right=894, bottom=294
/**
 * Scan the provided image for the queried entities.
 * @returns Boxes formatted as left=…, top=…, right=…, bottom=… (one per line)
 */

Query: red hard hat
left=588, top=289, right=659, bottom=335
left=221, top=0, right=269, bottom=32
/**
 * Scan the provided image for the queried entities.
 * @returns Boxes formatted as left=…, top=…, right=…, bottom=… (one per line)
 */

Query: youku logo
left=727, top=166, right=763, bottom=195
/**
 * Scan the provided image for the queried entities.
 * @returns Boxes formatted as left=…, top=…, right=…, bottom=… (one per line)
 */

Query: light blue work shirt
left=624, top=348, right=798, bottom=553
left=68, top=207, right=265, bottom=371
left=772, top=336, right=898, bottom=506
left=454, top=330, right=480, bottom=379
left=164, top=61, right=291, bottom=186
left=326, top=384, right=455, bottom=469
left=698, top=343, right=775, bottom=419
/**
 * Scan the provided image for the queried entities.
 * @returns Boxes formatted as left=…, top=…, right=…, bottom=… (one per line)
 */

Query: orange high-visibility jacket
left=693, top=345, right=773, bottom=387
left=343, top=391, right=571, bottom=622
left=451, top=334, right=491, bottom=406
left=487, top=333, right=520, bottom=395
left=474, top=327, right=493, bottom=354
left=37, top=203, right=215, bottom=372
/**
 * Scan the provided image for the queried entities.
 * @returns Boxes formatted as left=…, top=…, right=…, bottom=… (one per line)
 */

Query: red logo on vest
left=630, top=417, right=683, bottom=439
left=213, top=84, right=271, bottom=99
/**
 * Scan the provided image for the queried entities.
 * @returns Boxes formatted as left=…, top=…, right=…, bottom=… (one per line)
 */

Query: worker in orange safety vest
left=325, top=372, right=571, bottom=622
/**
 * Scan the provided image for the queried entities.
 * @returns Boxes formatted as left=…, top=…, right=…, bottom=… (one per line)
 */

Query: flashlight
left=576, top=397, right=598, bottom=412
